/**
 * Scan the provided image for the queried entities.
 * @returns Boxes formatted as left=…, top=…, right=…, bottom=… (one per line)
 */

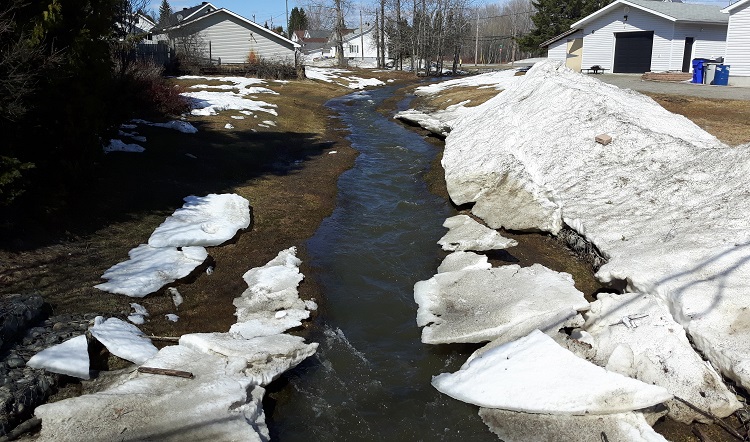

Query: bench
left=581, top=65, right=609, bottom=74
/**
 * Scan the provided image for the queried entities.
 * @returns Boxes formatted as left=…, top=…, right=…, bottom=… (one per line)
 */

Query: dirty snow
left=414, top=69, right=520, bottom=95
left=438, top=214, right=518, bottom=252
left=103, top=139, right=144, bottom=153
left=436, top=251, right=491, bottom=274
left=128, top=303, right=149, bottom=325
left=432, top=329, right=672, bottom=414
left=305, top=67, right=385, bottom=89
left=94, top=245, right=208, bottom=297
left=394, top=101, right=471, bottom=137
left=130, top=118, right=198, bottom=134
left=439, top=60, right=750, bottom=391
left=148, top=193, right=251, bottom=248
left=414, top=264, right=588, bottom=344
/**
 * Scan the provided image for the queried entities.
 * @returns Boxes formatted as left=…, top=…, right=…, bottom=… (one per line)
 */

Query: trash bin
left=714, top=64, right=730, bottom=86
left=692, top=58, right=708, bottom=84
left=705, top=62, right=719, bottom=84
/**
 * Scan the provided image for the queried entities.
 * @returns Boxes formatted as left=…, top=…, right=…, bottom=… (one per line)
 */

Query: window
left=349, top=45, right=359, bottom=53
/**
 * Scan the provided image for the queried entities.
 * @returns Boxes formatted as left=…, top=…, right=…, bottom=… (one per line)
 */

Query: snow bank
left=414, top=69, right=519, bottom=95
left=440, top=60, right=750, bottom=390
left=26, top=335, right=91, bottom=379
left=94, top=245, right=208, bottom=297
left=414, top=264, right=588, bottom=344
left=479, top=408, right=667, bottom=442
left=437, top=214, right=518, bottom=252
left=432, top=330, right=672, bottom=414
left=149, top=194, right=251, bottom=248
left=582, top=293, right=741, bottom=423
left=182, top=90, right=278, bottom=116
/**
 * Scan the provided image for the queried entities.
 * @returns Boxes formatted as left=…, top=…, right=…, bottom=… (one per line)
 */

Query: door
left=682, top=37, right=694, bottom=72
left=613, top=31, right=654, bottom=73
left=566, top=38, right=583, bottom=72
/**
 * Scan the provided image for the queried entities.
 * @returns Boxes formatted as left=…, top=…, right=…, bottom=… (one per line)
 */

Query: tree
left=289, top=7, right=308, bottom=33
left=517, top=0, right=609, bottom=52
left=158, top=0, right=173, bottom=26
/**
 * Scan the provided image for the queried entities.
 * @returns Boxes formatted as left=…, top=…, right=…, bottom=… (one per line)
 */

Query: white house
left=544, top=0, right=727, bottom=74
left=328, top=26, right=386, bottom=61
left=155, top=2, right=300, bottom=64
left=721, top=0, right=750, bottom=85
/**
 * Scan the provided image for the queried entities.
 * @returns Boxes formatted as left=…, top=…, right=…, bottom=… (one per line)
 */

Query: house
left=154, top=2, right=300, bottom=64
left=543, top=0, right=727, bottom=74
left=291, top=29, right=331, bottom=56
left=327, top=26, right=386, bottom=61
left=721, top=0, right=750, bottom=85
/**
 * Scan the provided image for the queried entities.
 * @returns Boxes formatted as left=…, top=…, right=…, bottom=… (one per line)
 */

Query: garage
left=613, top=31, right=654, bottom=73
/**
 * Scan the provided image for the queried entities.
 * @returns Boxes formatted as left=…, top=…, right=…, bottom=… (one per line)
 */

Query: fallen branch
left=137, top=367, right=194, bottom=379
left=691, top=425, right=713, bottom=442
left=674, top=396, right=744, bottom=441
left=0, top=416, right=41, bottom=441
left=141, top=335, right=180, bottom=343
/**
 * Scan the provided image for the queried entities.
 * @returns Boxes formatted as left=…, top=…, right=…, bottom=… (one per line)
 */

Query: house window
left=349, top=45, right=358, bottom=53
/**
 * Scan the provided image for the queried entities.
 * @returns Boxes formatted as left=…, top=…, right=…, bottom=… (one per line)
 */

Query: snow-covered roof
left=572, top=0, right=728, bottom=28
left=722, top=0, right=750, bottom=13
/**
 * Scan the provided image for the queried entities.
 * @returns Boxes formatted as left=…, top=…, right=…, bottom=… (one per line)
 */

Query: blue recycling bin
left=714, top=64, right=730, bottom=86
left=692, top=58, right=708, bottom=84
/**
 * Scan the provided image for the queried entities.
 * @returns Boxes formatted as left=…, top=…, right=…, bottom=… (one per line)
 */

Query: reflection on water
left=267, top=87, right=498, bottom=441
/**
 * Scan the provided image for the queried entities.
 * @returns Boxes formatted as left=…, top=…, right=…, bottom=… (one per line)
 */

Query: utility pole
left=474, top=12, right=479, bottom=66
left=285, top=0, right=289, bottom=38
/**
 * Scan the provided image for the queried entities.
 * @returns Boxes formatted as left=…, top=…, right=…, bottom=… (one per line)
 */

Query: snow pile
left=181, top=75, right=278, bottom=96
left=414, top=263, right=588, bottom=344
left=582, top=292, right=741, bottom=422
left=432, top=330, right=672, bottom=413
left=414, top=69, right=520, bottom=95
left=94, top=245, right=208, bottom=297
left=89, top=317, right=158, bottom=364
left=128, top=303, right=149, bottom=324
left=34, top=248, right=317, bottom=441
left=479, top=408, right=667, bottom=442
left=97, top=193, right=251, bottom=297
left=440, top=60, right=750, bottom=390
left=103, top=139, right=144, bottom=153
left=131, top=118, right=199, bottom=134
left=27, top=335, right=91, bottom=379
left=437, top=214, right=518, bottom=252
left=149, top=194, right=251, bottom=248
left=182, top=90, right=278, bottom=116
left=305, top=67, right=385, bottom=89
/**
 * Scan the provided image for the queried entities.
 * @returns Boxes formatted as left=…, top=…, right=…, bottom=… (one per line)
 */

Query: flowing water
left=267, top=86, right=497, bottom=441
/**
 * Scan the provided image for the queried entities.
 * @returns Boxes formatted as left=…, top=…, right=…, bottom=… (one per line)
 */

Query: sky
left=147, top=0, right=739, bottom=31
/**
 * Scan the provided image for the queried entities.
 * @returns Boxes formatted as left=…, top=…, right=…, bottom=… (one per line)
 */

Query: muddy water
left=266, top=87, right=497, bottom=441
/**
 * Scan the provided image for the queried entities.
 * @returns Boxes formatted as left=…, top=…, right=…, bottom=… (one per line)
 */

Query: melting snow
left=438, top=214, right=518, bottom=252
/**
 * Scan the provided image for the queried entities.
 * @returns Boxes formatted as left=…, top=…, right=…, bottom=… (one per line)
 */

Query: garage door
left=613, top=31, right=654, bottom=73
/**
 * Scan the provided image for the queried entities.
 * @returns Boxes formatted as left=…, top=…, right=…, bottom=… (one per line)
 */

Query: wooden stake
left=138, top=367, right=194, bottom=379
left=141, top=336, right=180, bottom=343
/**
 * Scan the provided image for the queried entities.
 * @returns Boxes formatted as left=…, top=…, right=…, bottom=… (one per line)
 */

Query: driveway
left=595, top=74, right=750, bottom=100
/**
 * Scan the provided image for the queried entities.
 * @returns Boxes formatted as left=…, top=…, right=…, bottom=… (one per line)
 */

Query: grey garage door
left=613, top=31, right=654, bottom=73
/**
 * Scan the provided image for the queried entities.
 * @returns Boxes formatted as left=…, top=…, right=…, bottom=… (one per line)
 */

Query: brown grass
left=647, top=93, right=750, bottom=146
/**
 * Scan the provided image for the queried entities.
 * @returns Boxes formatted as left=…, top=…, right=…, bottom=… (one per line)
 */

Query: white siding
left=725, top=2, right=750, bottom=77
left=547, top=40, right=567, bottom=61
left=671, top=23, right=726, bottom=70
left=581, top=4, right=676, bottom=72
left=178, top=14, right=295, bottom=63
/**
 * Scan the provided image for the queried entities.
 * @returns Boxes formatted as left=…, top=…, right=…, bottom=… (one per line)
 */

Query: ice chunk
left=165, top=314, right=179, bottom=322
left=168, top=287, right=183, bottom=308
left=33, top=345, right=269, bottom=442
left=230, top=309, right=310, bottom=339
left=27, top=335, right=91, bottom=379
left=438, top=214, right=518, bottom=251
left=148, top=194, right=251, bottom=248
left=432, top=330, right=672, bottom=414
left=90, top=317, right=158, bottom=365
left=415, top=264, right=588, bottom=344
left=95, top=245, right=208, bottom=297
left=479, top=408, right=667, bottom=442
left=437, top=251, right=491, bottom=273
left=241, top=247, right=303, bottom=295
left=179, top=332, right=318, bottom=386
left=584, top=293, right=741, bottom=423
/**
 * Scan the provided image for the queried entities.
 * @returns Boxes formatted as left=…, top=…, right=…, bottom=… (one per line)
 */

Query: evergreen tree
left=158, top=0, right=172, bottom=26
left=288, top=7, right=308, bottom=33
left=517, top=0, right=610, bottom=52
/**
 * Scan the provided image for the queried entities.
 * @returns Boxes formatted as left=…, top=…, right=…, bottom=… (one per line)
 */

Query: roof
left=722, top=0, right=750, bottom=14
left=306, top=30, right=331, bottom=39
left=160, top=7, right=300, bottom=48
left=341, top=26, right=374, bottom=43
left=539, top=28, right=582, bottom=48
left=571, top=0, right=728, bottom=28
